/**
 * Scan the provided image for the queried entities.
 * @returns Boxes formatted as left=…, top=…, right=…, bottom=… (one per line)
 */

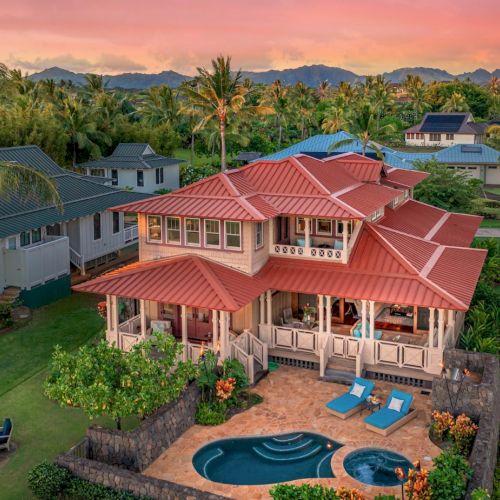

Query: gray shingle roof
left=0, top=145, right=153, bottom=238
left=79, top=143, right=182, bottom=170
left=235, top=151, right=262, bottom=162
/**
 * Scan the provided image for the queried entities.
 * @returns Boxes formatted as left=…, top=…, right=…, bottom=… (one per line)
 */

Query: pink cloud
left=1, top=0, right=499, bottom=75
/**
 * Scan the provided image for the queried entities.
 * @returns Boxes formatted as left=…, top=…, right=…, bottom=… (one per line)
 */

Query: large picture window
left=147, top=215, right=162, bottom=242
left=316, top=219, right=332, bottom=236
left=166, top=217, right=181, bottom=244
left=204, top=219, right=220, bottom=247
left=20, top=231, right=31, bottom=247
left=225, top=221, right=241, bottom=249
left=185, top=218, right=200, bottom=246
left=255, top=222, right=263, bottom=249
left=93, top=213, right=101, bottom=240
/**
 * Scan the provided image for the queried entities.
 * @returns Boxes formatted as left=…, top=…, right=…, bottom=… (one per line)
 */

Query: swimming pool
left=343, top=448, right=413, bottom=487
left=193, top=432, right=342, bottom=485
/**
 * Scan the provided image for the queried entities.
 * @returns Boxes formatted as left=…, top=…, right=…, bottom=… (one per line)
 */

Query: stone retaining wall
left=432, top=349, right=500, bottom=497
left=56, top=452, right=228, bottom=500
left=87, top=382, right=200, bottom=472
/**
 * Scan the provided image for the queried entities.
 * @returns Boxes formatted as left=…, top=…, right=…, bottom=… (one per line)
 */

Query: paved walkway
left=476, top=228, right=500, bottom=238
left=144, top=367, right=440, bottom=499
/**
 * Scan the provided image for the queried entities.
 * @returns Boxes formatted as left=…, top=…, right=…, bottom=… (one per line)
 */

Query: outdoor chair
left=364, top=389, right=418, bottom=436
left=325, top=378, right=374, bottom=419
left=352, top=322, right=383, bottom=340
left=0, top=418, right=13, bottom=452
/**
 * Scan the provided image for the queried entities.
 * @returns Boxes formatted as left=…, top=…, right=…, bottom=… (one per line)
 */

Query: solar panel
left=460, top=145, right=482, bottom=153
left=420, top=114, right=465, bottom=133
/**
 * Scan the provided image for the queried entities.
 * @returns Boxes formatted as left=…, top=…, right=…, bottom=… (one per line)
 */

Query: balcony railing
left=124, top=224, right=139, bottom=244
left=270, top=244, right=344, bottom=262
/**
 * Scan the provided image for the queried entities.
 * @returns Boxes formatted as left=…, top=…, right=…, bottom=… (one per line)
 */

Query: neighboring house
left=80, top=143, right=181, bottom=194
left=234, top=151, right=262, bottom=165
left=75, top=153, right=486, bottom=387
left=0, top=146, right=153, bottom=307
left=404, top=112, right=487, bottom=147
left=260, top=133, right=500, bottom=185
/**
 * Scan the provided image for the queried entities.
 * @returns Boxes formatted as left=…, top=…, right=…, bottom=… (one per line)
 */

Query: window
left=316, top=219, right=332, bottom=235
left=111, top=169, right=118, bottom=186
left=407, top=133, right=414, bottom=139
left=204, top=219, right=220, bottom=247
left=93, top=213, right=101, bottom=240
left=46, top=223, right=61, bottom=236
left=429, top=133, right=441, bottom=142
left=155, top=167, right=164, bottom=185
left=225, top=221, right=241, bottom=249
left=166, top=217, right=181, bottom=244
left=296, top=217, right=306, bottom=234
left=336, top=220, right=353, bottom=235
left=137, top=170, right=144, bottom=187
left=446, top=133, right=454, bottom=140
left=113, top=212, right=120, bottom=234
left=31, top=228, right=42, bottom=243
left=20, top=231, right=31, bottom=247
left=416, top=133, right=424, bottom=140
left=147, top=215, right=162, bottom=242
left=255, top=222, right=264, bottom=249
left=7, top=237, right=16, bottom=250
left=185, top=218, right=200, bottom=246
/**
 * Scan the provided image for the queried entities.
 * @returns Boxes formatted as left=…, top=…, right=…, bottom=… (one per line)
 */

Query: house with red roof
left=74, top=153, right=486, bottom=385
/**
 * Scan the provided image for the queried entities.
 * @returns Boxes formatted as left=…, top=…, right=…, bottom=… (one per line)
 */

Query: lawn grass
left=485, top=186, right=500, bottom=196
left=0, top=292, right=135, bottom=499
left=0, top=293, right=104, bottom=397
left=480, top=219, right=500, bottom=229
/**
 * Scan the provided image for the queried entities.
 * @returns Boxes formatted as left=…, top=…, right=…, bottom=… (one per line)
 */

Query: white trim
left=296, top=217, right=305, bottom=235
left=185, top=217, right=201, bottom=247
left=165, top=216, right=181, bottom=245
left=204, top=219, right=221, bottom=248
left=255, top=221, right=264, bottom=249
left=224, top=220, right=241, bottom=250
left=316, top=218, right=333, bottom=236
left=146, top=214, right=162, bottom=244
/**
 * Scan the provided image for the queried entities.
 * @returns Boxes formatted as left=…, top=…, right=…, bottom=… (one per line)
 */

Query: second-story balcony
left=269, top=216, right=360, bottom=263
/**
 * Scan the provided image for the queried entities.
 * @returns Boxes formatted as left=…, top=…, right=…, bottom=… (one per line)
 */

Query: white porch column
left=212, top=310, right=219, bottom=351
left=369, top=300, right=375, bottom=340
left=447, top=309, right=455, bottom=327
left=428, top=307, right=435, bottom=348
left=106, top=295, right=112, bottom=332
left=219, top=311, right=228, bottom=360
left=304, top=218, right=311, bottom=251
left=361, top=299, right=367, bottom=338
left=326, top=296, right=332, bottom=334
left=318, top=295, right=324, bottom=333
left=266, top=289, right=272, bottom=326
left=437, top=308, right=445, bottom=349
left=268, top=218, right=274, bottom=246
left=259, top=294, right=265, bottom=324
left=342, top=221, right=349, bottom=264
left=181, top=305, right=188, bottom=361
left=111, top=295, right=119, bottom=334
left=139, top=299, right=147, bottom=339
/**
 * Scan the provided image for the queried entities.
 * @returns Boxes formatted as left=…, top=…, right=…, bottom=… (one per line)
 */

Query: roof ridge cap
left=424, top=212, right=451, bottom=240
left=420, top=246, right=446, bottom=277
left=192, top=257, right=239, bottom=311
left=375, top=223, right=440, bottom=245
left=331, top=181, right=365, bottom=198
left=219, top=172, right=242, bottom=196
left=289, top=156, right=331, bottom=195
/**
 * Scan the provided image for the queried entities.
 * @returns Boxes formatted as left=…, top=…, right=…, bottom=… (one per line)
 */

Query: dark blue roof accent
left=420, top=114, right=465, bottom=133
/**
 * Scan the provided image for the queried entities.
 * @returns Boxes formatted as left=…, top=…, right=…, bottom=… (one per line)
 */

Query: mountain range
left=28, top=64, right=500, bottom=89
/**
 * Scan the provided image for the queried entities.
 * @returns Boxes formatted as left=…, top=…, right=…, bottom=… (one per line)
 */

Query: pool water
left=192, top=432, right=342, bottom=485
left=343, top=448, right=413, bottom=487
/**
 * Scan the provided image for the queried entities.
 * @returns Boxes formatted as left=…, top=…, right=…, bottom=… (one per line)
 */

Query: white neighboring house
left=0, top=145, right=154, bottom=307
left=405, top=112, right=487, bottom=147
left=80, top=143, right=182, bottom=194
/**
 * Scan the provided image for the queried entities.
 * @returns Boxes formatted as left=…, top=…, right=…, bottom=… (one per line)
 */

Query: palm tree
left=403, top=74, right=430, bottom=119
left=317, top=80, right=331, bottom=100
left=487, top=76, right=499, bottom=95
left=84, top=74, right=108, bottom=98
left=292, top=82, right=315, bottom=140
left=179, top=56, right=273, bottom=170
left=328, top=104, right=394, bottom=157
left=370, top=75, right=394, bottom=128
left=140, top=85, right=179, bottom=127
left=0, top=161, right=62, bottom=210
left=260, top=80, right=289, bottom=148
left=321, top=95, right=348, bottom=133
left=336, top=81, right=356, bottom=105
left=441, top=92, right=469, bottom=112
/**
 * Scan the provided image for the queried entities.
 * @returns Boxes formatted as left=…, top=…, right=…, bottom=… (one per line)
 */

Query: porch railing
left=331, top=334, right=359, bottom=359
left=230, top=342, right=255, bottom=384
left=270, top=244, right=343, bottom=262
left=374, top=340, right=428, bottom=370
left=272, top=326, right=319, bottom=354
left=232, top=330, right=268, bottom=371
left=118, top=314, right=141, bottom=334
left=123, top=224, right=139, bottom=244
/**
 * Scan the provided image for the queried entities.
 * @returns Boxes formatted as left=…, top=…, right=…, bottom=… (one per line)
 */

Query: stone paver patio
left=145, top=366, right=441, bottom=499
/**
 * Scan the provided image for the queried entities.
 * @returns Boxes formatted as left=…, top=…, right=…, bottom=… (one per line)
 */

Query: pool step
left=316, top=450, right=335, bottom=478
left=271, top=433, right=304, bottom=444
left=201, top=447, right=224, bottom=479
left=262, top=438, right=314, bottom=453
left=252, top=444, right=323, bottom=462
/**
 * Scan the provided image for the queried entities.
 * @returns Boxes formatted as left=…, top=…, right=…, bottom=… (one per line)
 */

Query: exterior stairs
left=320, top=357, right=357, bottom=385
left=253, top=358, right=268, bottom=386
left=0, top=287, right=21, bottom=306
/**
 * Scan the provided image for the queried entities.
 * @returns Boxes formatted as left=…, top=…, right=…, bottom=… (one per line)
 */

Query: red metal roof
left=431, top=213, right=482, bottom=247
left=73, top=255, right=267, bottom=312
left=337, top=183, right=401, bottom=216
left=383, top=168, right=430, bottom=189
left=326, top=154, right=384, bottom=182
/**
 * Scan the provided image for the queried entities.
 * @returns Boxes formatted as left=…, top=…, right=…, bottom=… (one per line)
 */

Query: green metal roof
left=0, top=145, right=153, bottom=238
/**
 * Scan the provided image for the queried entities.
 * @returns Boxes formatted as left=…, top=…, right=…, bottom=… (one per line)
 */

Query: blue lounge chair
left=364, top=389, right=418, bottom=436
left=325, top=378, right=374, bottom=419
left=0, top=418, right=13, bottom=452
left=352, top=322, right=383, bottom=340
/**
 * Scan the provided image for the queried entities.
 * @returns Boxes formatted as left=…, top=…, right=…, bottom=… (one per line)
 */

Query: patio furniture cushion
left=326, top=377, right=374, bottom=414
left=388, top=397, right=404, bottom=412
left=296, top=238, right=313, bottom=247
left=387, top=390, right=413, bottom=415
left=334, top=240, right=344, bottom=250
left=350, top=382, right=365, bottom=398
left=364, top=408, right=403, bottom=429
left=352, top=324, right=383, bottom=340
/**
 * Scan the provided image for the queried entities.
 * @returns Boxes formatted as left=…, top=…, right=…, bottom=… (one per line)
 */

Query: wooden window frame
left=204, top=219, right=221, bottom=248
left=147, top=215, right=162, bottom=243
left=224, top=220, right=241, bottom=250
left=255, top=222, right=264, bottom=249
left=166, top=216, right=181, bottom=245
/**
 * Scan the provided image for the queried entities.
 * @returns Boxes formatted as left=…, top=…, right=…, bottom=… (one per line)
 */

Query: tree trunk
left=220, top=119, right=227, bottom=171
left=115, top=417, right=122, bottom=430
left=190, top=133, right=195, bottom=167
left=72, top=140, right=77, bottom=167
left=278, top=122, right=282, bottom=149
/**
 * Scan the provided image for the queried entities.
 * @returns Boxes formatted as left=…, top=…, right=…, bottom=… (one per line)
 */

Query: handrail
left=230, top=342, right=255, bottom=384
left=270, top=244, right=344, bottom=262
left=123, top=225, right=139, bottom=243
left=232, top=330, right=268, bottom=372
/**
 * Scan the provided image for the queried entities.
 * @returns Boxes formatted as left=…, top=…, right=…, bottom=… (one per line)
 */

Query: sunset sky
left=2, top=0, right=499, bottom=76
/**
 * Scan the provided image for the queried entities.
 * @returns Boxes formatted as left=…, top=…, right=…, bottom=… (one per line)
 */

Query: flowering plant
left=450, top=414, right=478, bottom=456
left=302, top=303, right=317, bottom=322
left=97, top=301, right=107, bottom=319
left=215, top=377, right=236, bottom=402
left=431, top=410, right=454, bottom=440
left=335, top=487, right=365, bottom=500
left=367, top=394, right=382, bottom=405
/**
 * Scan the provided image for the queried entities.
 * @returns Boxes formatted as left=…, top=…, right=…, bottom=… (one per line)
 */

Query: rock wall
left=432, top=349, right=500, bottom=497
left=87, top=382, right=200, bottom=472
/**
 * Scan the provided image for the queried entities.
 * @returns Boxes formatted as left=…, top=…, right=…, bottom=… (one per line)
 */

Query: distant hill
left=27, top=65, right=500, bottom=89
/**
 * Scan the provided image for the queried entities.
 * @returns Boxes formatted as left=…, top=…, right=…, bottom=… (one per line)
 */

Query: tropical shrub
left=269, top=483, right=365, bottom=499
left=470, top=487, right=491, bottom=499
left=180, top=164, right=219, bottom=187
left=427, top=451, right=472, bottom=499
left=0, top=302, right=14, bottom=329
left=431, top=410, right=454, bottom=441
left=450, top=414, right=478, bottom=456
left=195, top=401, right=227, bottom=425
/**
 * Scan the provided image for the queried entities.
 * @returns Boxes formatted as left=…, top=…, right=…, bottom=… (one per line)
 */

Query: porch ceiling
left=72, top=255, right=267, bottom=312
